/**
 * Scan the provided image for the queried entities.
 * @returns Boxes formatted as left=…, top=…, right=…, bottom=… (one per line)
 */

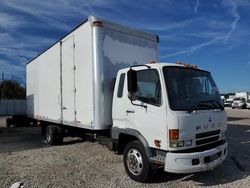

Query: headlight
left=169, top=140, right=184, bottom=148
left=220, top=131, right=226, bottom=138
left=169, top=139, right=194, bottom=148
left=169, top=129, right=194, bottom=148
left=185, top=139, right=193, bottom=146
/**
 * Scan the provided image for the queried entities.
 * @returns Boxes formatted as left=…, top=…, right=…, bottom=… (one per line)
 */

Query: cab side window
left=135, top=69, right=161, bottom=106
left=117, top=73, right=125, bottom=98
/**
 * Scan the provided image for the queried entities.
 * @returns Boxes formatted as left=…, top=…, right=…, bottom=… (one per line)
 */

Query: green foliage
left=0, top=79, right=26, bottom=99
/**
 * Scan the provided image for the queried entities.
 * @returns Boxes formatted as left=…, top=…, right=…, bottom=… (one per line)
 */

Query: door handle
left=126, top=110, right=135, bottom=113
left=62, top=107, right=67, bottom=110
left=58, top=94, right=61, bottom=105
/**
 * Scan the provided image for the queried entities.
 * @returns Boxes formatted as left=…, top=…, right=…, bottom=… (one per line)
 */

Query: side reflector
left=154, top=139, right=161, bottom=148
left=169, top=129, right=179, bottom=139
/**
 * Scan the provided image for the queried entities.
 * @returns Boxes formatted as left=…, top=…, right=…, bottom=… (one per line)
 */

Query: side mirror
left=127, top=69, right=137, bottom=93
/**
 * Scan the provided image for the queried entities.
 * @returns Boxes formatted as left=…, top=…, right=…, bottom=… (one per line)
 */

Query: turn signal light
left=169, top=129, right=179, bottom=139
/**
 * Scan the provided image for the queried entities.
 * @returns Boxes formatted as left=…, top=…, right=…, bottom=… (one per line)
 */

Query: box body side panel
left=27, top=44, right=61, bottom=121
left=72, top=22, right=94, bottom=127
left=26, top=18, right=158, bottom=130
left=27, top=58, right=39, bottom=118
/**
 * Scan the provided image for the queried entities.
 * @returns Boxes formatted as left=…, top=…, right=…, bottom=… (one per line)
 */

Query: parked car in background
left=224, top=99, right=233, bottom=107
left=232, top=97, right=247, bottom=109
left=246, top=100, right=250, bottom=109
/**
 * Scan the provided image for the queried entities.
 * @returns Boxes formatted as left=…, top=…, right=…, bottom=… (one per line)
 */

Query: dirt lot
left=0, top=108, right=250, bottom=188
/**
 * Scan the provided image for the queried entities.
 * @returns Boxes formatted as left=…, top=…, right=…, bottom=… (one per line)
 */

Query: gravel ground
left=0, top=108, right=250, bottom=188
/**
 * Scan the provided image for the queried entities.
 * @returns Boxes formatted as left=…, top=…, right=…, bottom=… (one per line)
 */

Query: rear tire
left=46, top=125, right=64, bottom=145
left=123, top=141, right=151, bottom=182
left=6, top=118, right=12, bottom=128
left=56, top=126, right=64, bottom=144
left=41, top=124, right=47, bottom=136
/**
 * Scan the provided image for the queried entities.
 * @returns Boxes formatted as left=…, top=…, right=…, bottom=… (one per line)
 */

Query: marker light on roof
left=191, top=64, right=198, bottom=68
left=93, top=21, right=103, bottom=27
left=149, top=60, right=156, bottom=64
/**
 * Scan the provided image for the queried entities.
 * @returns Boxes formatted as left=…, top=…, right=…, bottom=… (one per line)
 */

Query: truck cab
left=247, top=100, right=250, bottom=109
left=112, top=62, right=227, bottom=182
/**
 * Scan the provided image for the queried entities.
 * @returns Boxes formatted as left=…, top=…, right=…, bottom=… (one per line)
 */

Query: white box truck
left=235, top=92, right=249, bottom=100
left=26, top=16, right=227, bottom=182
left=232, top=92, right=249, bottom=109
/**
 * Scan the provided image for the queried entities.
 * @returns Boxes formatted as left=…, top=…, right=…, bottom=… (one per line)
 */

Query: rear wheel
left=123, top=141, right=151, bottom=182
left=6, top=118, right=12, bottom=128
left=46, top=125, right=64, bottom=145
left=41, top=123, right=47, bottom=135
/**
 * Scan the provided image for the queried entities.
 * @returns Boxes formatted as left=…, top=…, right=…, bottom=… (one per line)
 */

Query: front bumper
left=232, top=104, right=244, bottom=108
left=164, top=141, right=227, bottom=173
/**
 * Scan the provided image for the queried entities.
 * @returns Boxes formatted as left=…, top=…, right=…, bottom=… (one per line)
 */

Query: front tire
left=123, top=141, right=151, bottom=182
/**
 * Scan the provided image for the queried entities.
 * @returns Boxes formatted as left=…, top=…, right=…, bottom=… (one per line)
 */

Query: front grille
left=174, top=140, right=226, bottom=153
left=196, top=130, right=220, bottom=146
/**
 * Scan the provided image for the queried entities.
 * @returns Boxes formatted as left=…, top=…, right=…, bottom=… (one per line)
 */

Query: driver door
left=126, top=69, right=167, bottom=149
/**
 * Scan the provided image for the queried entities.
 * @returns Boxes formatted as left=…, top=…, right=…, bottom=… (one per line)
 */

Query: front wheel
left=123, top=141, right=151, bottom=182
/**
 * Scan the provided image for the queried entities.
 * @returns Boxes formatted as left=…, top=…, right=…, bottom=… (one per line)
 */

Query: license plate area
left=204, top=151, right=222, bottom=163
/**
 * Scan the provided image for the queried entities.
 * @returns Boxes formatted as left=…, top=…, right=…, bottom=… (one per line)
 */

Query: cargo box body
left=26, top=16, right=158, bottom=130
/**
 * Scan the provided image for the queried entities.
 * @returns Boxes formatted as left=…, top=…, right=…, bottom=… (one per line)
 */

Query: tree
left=0, top=79, right=26, bottom=99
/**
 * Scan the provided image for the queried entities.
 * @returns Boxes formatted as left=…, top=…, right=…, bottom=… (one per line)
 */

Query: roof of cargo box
left=26, top=15, right=159, bottom=65
left=89, top=16, right=159, bottom=42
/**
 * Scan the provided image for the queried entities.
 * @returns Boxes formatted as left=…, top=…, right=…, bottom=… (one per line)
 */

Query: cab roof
left=119, top=62, right=208, bottom=73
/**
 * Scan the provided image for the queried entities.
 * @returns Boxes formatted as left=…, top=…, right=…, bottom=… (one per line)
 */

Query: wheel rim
left=126, top=148, right=143, bottom=176
left=46, top=128, right=52, bottom=143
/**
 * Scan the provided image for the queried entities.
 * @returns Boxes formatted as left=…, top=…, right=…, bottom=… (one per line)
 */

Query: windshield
left=234, top=98, right=244, bottom=101
left=163, top=66, right=222, bottom=111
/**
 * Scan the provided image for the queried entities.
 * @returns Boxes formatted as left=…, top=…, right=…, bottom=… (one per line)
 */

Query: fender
left=112, top=127, right=152, bottom=158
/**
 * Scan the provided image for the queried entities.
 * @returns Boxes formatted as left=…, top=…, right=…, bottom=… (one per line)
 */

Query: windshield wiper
left=210, top=100, right=224, bottom=110
left=188, top=100, right=224, bottom=113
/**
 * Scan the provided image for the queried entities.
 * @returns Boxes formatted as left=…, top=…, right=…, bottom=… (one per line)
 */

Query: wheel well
left=116, top=133, right=138, bottom=153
